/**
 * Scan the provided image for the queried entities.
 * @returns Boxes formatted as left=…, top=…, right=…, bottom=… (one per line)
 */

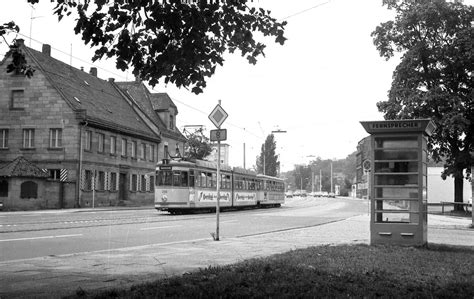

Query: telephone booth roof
left=360, top=119, right=436, bottom=136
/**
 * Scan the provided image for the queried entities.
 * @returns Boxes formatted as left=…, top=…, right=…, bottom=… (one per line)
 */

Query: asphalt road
left=0, top=197, right=368, bottom=261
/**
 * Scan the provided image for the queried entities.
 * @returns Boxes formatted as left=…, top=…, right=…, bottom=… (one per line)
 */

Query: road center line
left=221, top=220, right=238, bottom=224
left=140, top=225, right=181, bottom=231
left=0, top=234, right=83, bottom=242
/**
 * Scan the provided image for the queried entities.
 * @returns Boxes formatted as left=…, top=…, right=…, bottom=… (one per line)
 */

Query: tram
left=154, top=158, right=284, bottom=213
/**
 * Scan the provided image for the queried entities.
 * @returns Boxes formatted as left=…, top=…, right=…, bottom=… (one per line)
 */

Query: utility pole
left=330, top=161, right=333, bottom=193
left=243, top=143, right=246, bottom=169
left=319, top=169, right=322, bottom=192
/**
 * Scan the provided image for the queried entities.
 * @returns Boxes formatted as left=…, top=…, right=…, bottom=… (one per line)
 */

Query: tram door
left=119, top=173, right=128, bottom=201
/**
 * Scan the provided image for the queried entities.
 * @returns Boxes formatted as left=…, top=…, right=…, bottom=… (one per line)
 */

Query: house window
left=85, top=131, right=92, bottom=151
left=131, top=141, right=137, bottom=158
left=149, top=176, right=154, bottom=192
left=0, top=129, right=8, bottom=148
left=110, top=136, right=116, bottom=155
left=169, top=114, right=174, bottom=130
left=149, top=144, right=155, bottom=162
left=0, top=180, right=8, bottom=197
left=121, top=138, right=127, bottom=156
left=164, top=144, right=169, bottom=158
left=20, top=181, right=38, bottom=198
left=84, top=170, right=93, bottom=191
left=49, top=169, right=61, bottom=180
left=10, top=90, right=25, bottom=110
left=22, top=129, right=35, bottom=148
left=140, top=143, right=146, bottom=160
left=49, top=128, right=62, bottom=148
left=97, top=171, right=105, bottom=190
left=98, top=133, right=105, bottom=153
left=131, top=174, right=137, bottom=191
left=110, top=172, right=117, bottom=191
left=140, top=175, right=146, bottom=192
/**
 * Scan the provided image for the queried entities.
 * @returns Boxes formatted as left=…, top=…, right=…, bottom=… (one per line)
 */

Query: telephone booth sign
left=360, top=119, right=436, bottom=246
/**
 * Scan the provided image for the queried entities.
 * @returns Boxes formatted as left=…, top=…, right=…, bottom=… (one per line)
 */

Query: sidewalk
left=1, top=214, right=473, bottom=298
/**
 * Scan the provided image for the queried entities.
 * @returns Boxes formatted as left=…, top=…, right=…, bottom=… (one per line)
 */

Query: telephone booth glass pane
left=375, top=174, right=418, bottom=186
left=374, top=161, right=418, bottom=173
left=375, top=200, right=419, bottom=211
left=375, top=150, right=418, bottom=160
left=375, top=187, right=418, bottom=199
left=375, top=138, right=418, bottom=148
left=375, top=212, right=419, bottom=224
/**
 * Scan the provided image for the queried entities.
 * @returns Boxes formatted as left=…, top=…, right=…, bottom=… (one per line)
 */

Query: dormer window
left=169, top=114, right=174, bottom=130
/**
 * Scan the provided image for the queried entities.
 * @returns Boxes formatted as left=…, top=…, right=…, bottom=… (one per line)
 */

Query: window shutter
left=80, top=169, right=85, bottom=190
left=116, top=173, right=119, bottom=191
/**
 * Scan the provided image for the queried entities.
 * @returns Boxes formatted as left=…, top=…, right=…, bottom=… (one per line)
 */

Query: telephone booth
left=360, top=119, right=436, bottom=246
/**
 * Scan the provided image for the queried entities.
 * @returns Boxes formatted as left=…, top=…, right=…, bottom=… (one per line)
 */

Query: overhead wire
left=11, top=0, right=332, bottom=141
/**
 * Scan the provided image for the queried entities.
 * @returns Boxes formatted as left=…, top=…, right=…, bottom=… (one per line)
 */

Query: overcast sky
left=2, top=0, right=471, bottom=171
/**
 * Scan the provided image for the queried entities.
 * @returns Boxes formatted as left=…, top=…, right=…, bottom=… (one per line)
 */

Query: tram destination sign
left=210, top=129, right=227, bottom=141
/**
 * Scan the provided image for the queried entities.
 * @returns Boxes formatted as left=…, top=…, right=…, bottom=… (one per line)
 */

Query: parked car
left=285, top=192, right=293, bottom=198
left=328, top=192, right=336, bottom=198
left=321, top=191, right=329, bottom=197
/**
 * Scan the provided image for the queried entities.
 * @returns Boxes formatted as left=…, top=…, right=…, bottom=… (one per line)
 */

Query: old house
left=0, top=40, right=186, bottom=210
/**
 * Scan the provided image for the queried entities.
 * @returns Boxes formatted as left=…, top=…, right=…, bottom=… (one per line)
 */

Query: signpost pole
left=216, top=136, right=221, bottom=241
left=215, top=100, right=222, bottom=241
left=208, top=100, right=228, bottom=242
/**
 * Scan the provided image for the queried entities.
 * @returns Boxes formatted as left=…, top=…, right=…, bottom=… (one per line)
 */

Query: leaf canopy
left=27, top=0, right=287, bottom=94
left=372, top=0, right=473, bottom=183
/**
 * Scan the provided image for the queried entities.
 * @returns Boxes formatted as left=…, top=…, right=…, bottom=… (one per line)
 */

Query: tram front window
left=157, top=170, right=173, bottom=186
left=157, top=170, right=189, bottom=187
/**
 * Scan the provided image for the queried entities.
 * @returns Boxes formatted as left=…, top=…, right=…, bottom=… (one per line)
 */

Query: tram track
left=0, top=215, right=206, bottom=233
left=1, top=205, right=291, bottom=233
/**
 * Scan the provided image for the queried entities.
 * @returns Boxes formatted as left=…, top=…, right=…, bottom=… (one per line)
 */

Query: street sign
left=208, top=104, right=228, bottom=128
left=210, top=129, right=227, bottom=141
left=363, top=160, right=371, bottom=171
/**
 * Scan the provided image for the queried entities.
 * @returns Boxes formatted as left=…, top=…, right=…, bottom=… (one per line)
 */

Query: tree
left=23, top=0, right=287, bottom=94
left=372, top=0, right=473, bottom=209
left=293, top=164, right=312, bottom=191
left=256, top=134, right=279, bottom=176
left=0, top=21, right=34, bottom=77
left=183, top=127, right=213, bottom=160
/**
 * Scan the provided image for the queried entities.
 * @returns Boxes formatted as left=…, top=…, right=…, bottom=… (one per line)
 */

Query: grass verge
left=70, top=244, right=473, bottom=298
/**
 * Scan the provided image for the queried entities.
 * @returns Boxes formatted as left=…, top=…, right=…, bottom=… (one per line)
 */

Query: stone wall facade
left=0, top=42, right=186, bottom=210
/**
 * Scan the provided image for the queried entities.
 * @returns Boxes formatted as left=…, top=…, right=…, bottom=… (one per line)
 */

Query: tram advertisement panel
left=197, top=191, right=231, bottom=202
left=234, top=191, right=257, bottom=205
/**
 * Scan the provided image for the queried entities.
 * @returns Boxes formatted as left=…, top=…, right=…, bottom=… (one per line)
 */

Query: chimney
left=108, top=78, right=115, bottom=83
left=80, top=66, right=84, bottom=71
left=134, top=74, right=141, bottom=83
left=42, top=44, right=51, bottom=56
left=16, top=39, right=25, bottom=47
left=89, top=67, right=97, bottom=77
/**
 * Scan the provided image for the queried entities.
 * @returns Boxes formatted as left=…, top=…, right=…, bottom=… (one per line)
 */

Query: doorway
left=119, top=173, right=127, bottom=201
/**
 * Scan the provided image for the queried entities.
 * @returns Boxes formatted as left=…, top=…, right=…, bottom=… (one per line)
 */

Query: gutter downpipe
left=77, top=121, right=88, bottom=208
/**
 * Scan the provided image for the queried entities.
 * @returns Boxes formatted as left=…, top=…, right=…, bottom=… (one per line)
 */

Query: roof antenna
left=29, top=5, right=43, bottom=47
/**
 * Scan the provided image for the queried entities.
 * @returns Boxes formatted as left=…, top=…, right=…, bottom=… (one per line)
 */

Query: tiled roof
left=116, top=82, right=186, bottom=141
left=0, top=156, right=49, bottom=178
left=23, top=46, right=159, bottom=141
left=151, top=93, right=177, bottom=112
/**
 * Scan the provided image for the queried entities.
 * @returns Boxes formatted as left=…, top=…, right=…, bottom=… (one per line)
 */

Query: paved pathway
left=1, top=213, right=472, bottom=298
